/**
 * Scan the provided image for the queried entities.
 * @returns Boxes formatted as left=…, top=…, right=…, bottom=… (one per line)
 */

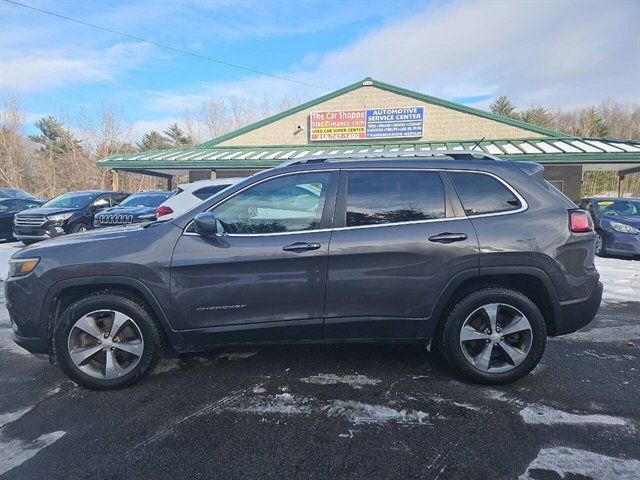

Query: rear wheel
left=441, top=287, right=547, bottom=384
left=53, top=292, right=162, bottom=390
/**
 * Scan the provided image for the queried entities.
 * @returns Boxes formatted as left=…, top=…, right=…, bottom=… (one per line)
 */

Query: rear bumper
left=554, top=281, right=603, bottom=336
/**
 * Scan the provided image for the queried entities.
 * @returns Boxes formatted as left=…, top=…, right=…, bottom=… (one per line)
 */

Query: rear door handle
left=282, top=242, right=321, bottom=253
left=428, top=232, right=468, bottom=243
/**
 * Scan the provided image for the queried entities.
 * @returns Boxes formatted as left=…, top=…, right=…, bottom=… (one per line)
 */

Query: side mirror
left=193, top=212, right=218, bottom=237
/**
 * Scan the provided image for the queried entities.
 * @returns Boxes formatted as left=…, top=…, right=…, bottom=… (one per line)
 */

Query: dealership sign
left=309, top=107, right=424, bottom=141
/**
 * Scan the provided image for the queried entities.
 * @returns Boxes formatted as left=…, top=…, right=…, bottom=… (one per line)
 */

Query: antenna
left=471, top=136, right=486, bottom=151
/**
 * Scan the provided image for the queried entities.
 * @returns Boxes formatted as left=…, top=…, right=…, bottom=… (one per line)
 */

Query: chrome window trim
left=182, top=167, right=528, bottom=238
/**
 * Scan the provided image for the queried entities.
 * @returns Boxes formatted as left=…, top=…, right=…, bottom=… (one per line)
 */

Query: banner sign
left=310, top=107, right=424, bottom=141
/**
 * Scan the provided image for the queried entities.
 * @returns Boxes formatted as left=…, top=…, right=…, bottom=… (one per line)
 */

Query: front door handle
left=282, top=242, right=321, bottom=253
left=428, top=232, right=468, bottom=243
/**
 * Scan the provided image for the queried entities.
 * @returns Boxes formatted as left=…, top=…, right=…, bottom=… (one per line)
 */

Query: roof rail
left=276, top=149, right=502, bottom=168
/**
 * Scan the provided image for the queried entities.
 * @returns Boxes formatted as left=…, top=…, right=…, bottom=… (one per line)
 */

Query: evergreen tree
left=137, top=131, right=171, bottom=151
left=29, top=116, right=82, bottom=155
left=520, top=107, right=552, bottom=128
left=164, top=122, right=194, bottom=147
left=490, top=96, right=518, bottom=119
left=578, top=107, right=608, bottom=137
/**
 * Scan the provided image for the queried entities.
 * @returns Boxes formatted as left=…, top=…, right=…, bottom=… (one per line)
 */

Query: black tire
left=441, top=287, right=547, bottom=385
left=595, top=232, right=606, bottom=257
left=70, top=222, right=90, bottom=233
left=53, top=291, right=163, bottom=390
left=21, top=239, right=38, bottom=245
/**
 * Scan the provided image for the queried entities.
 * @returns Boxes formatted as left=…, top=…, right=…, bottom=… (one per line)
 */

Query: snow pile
left=596, top=257, right=640, bottom=304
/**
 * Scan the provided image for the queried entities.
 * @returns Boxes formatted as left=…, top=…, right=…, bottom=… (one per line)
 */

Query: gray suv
left=5, top=152, right=602, bottom=390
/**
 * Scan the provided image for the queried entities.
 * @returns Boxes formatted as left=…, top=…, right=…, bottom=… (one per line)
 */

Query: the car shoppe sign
left=309, top=107, right=424, bottom=141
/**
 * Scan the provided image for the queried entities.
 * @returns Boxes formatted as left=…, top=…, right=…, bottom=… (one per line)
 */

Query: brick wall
left=219, top=85, right=541, bottom=147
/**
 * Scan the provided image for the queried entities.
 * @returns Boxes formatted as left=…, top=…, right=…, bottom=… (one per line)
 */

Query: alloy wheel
left=67, top=310, right=144, bottom=379
left=595, top=233, right=603, bottom=255
left=459, top=303, right=533, bottom=373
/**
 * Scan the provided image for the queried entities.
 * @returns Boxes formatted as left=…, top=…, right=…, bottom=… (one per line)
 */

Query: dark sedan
left=13, top=190, right=129, bottom=244
left=579, top=197, right=640, bottom=258
left=94, top=190, right=173, bottom=228
left=0, top=198, right=44, bottom=241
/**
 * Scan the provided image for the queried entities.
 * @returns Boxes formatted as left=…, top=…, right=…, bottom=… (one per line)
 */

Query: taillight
left=156, top=206, right=174, bottom=217
left=569, top=210, right=593, bottom=233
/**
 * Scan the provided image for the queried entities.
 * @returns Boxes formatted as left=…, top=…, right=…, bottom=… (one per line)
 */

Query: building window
left=548, top=180, right=564, bottom=192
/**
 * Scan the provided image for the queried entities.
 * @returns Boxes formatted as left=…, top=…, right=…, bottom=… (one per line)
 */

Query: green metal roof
left=198, top=78, right=566, bottom=147
left=98, top=137, right=640, bottom=170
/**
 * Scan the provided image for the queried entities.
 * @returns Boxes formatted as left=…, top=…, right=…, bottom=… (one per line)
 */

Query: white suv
left=156, top=177, right=244, bottom=220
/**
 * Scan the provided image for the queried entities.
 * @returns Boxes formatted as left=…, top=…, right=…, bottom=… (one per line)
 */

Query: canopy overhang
left=99, top=137, right=640, bottom=176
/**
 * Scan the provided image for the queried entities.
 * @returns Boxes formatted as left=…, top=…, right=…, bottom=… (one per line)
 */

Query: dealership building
left=99, top=78, right=640, bottom=200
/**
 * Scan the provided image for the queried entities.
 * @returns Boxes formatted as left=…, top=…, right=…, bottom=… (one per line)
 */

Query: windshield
left=43, top=192, right=97, bottom=209
left=120, top=193, right=171, bottom=208
left=0, top=188, right=34, bottom=199
left=595, top=199, right=640, bottom=217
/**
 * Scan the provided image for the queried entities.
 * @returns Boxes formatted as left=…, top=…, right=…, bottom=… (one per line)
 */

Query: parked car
left=156, top=178, right=244, bottom=220
left=0, top=198, right=44, bottom=241
left=6, top=152, right=602, bottom=390
left=94, top=190, right=173, bottom=228
left=13, top=190, right=129, bottom=244
left=0, top=188, right=37, bottom=200
left=578, top=197, right=640, bottom=258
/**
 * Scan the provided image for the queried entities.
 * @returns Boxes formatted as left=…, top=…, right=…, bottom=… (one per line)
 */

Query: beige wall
left=219, top=85, right=542, bottom=147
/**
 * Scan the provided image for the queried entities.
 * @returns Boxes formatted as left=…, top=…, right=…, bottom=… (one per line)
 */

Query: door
left=0, top=199, right=19, bottom=238
left=170, top=170, right=337, bottom=346
left=324, top=169, right=479, bottom=339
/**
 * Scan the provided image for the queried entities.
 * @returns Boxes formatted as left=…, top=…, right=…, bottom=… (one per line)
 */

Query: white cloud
left=1, top=42, right=155, bottom=92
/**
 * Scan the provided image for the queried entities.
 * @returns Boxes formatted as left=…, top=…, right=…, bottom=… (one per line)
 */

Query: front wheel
left=595, top=232, right=606, bottom=257
left=53, top=292, right=163, bottom=390
left=70, top=222, right=90, bottom=233
left=441, top=287, right=547, bottom=384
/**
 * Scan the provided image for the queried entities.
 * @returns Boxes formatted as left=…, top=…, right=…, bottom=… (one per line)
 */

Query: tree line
left=1, top=94, right=639, bottom=199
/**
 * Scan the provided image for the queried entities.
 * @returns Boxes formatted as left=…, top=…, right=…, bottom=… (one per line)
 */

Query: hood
left=602, top=215, right=640, bottom=229
left=15, top=206, right=78, bottom=217
left=96, top=205, right=156, bottom=216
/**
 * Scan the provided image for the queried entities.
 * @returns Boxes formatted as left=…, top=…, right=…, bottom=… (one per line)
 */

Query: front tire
left=70, top=222, right=90, bottom=233
left=53, top=292, right=162, bottom=390
left=595, top=232, right=606, bottom=257
left=441, top=287, right=547, bottom=384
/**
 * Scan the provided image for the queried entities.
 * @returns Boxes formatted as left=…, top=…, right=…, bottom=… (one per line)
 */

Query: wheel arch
left=422, top=266, right=562, bottom=342
left=42, top=276, right=182, bottom=355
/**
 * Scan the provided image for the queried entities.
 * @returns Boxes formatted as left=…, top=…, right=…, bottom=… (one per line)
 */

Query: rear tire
left=441, top=287, right=547, bottom=384
left=53, top=292, right=163, bottom=390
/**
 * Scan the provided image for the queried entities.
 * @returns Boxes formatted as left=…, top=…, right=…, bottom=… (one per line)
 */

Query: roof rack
left=276, top=149, right=502, bottom=168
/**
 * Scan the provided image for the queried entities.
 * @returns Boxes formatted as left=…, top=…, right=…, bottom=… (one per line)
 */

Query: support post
left=618, top=175, right=625, bottom=198
left=166, top=176, right=173, bottom=190
left=111, top=170, right=119, bottom=191
left=210, top=169, right=217, bottom=180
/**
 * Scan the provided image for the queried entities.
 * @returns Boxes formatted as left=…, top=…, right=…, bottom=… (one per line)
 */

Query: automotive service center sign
left=309, top=107, right=424, bottom=141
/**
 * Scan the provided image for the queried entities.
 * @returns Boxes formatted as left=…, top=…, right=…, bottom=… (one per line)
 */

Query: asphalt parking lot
left=0, top=241, right=639, bottom=479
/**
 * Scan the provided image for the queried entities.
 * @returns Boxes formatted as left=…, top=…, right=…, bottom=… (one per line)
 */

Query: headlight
left=138, top=213, right=156, bottom=220
left=47, top=212, right=73, bottom=222
left=8, top=257, right=40, bottom=277
left=610, top=221, right=639, bottom=234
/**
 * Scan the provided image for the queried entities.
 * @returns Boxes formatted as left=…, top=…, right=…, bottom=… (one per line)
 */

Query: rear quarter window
left=450, top=172, right=521, bottom=215
left=193, top=185, right=229, bottom=200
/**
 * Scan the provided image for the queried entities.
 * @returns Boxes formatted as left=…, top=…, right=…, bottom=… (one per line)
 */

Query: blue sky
left=1, top=0, right=639, bottom=140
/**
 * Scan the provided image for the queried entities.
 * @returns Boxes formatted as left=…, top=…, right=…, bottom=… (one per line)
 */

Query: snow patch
left=519, top=405, right=628, bottom=426
left=299, top=373, right=381, bottom=389
left=323, top=400, right=430, bottom=425
left=0, top=431, right=66, bottom=476
left=217, top=351, right=258, bottom=361
left=518, top=446, right=640, bottom=480
left=227, top=393, right=312, bottom=416
left=596, top=257, right=640, bottom=304
left=0, top=408, right=32, bottom=429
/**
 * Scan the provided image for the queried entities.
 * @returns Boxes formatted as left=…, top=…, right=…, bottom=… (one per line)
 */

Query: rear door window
left=193, top=185, right=231, bottom=200
left=449, top=172, right=521, bottom=215
left=345, top=170, right=445, bottom=227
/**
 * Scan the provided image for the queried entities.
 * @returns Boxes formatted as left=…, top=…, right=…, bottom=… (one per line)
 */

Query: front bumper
left=554, top=281, right=603, bottom=336
left=602, top=230, right=640, bottom=256
left=14, top=223, right=66, bottom=241
left=4, top=273, right=50, bottom=354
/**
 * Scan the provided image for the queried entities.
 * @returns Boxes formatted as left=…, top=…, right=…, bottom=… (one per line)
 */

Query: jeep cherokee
left=5, top=152, right=602, bottom=390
